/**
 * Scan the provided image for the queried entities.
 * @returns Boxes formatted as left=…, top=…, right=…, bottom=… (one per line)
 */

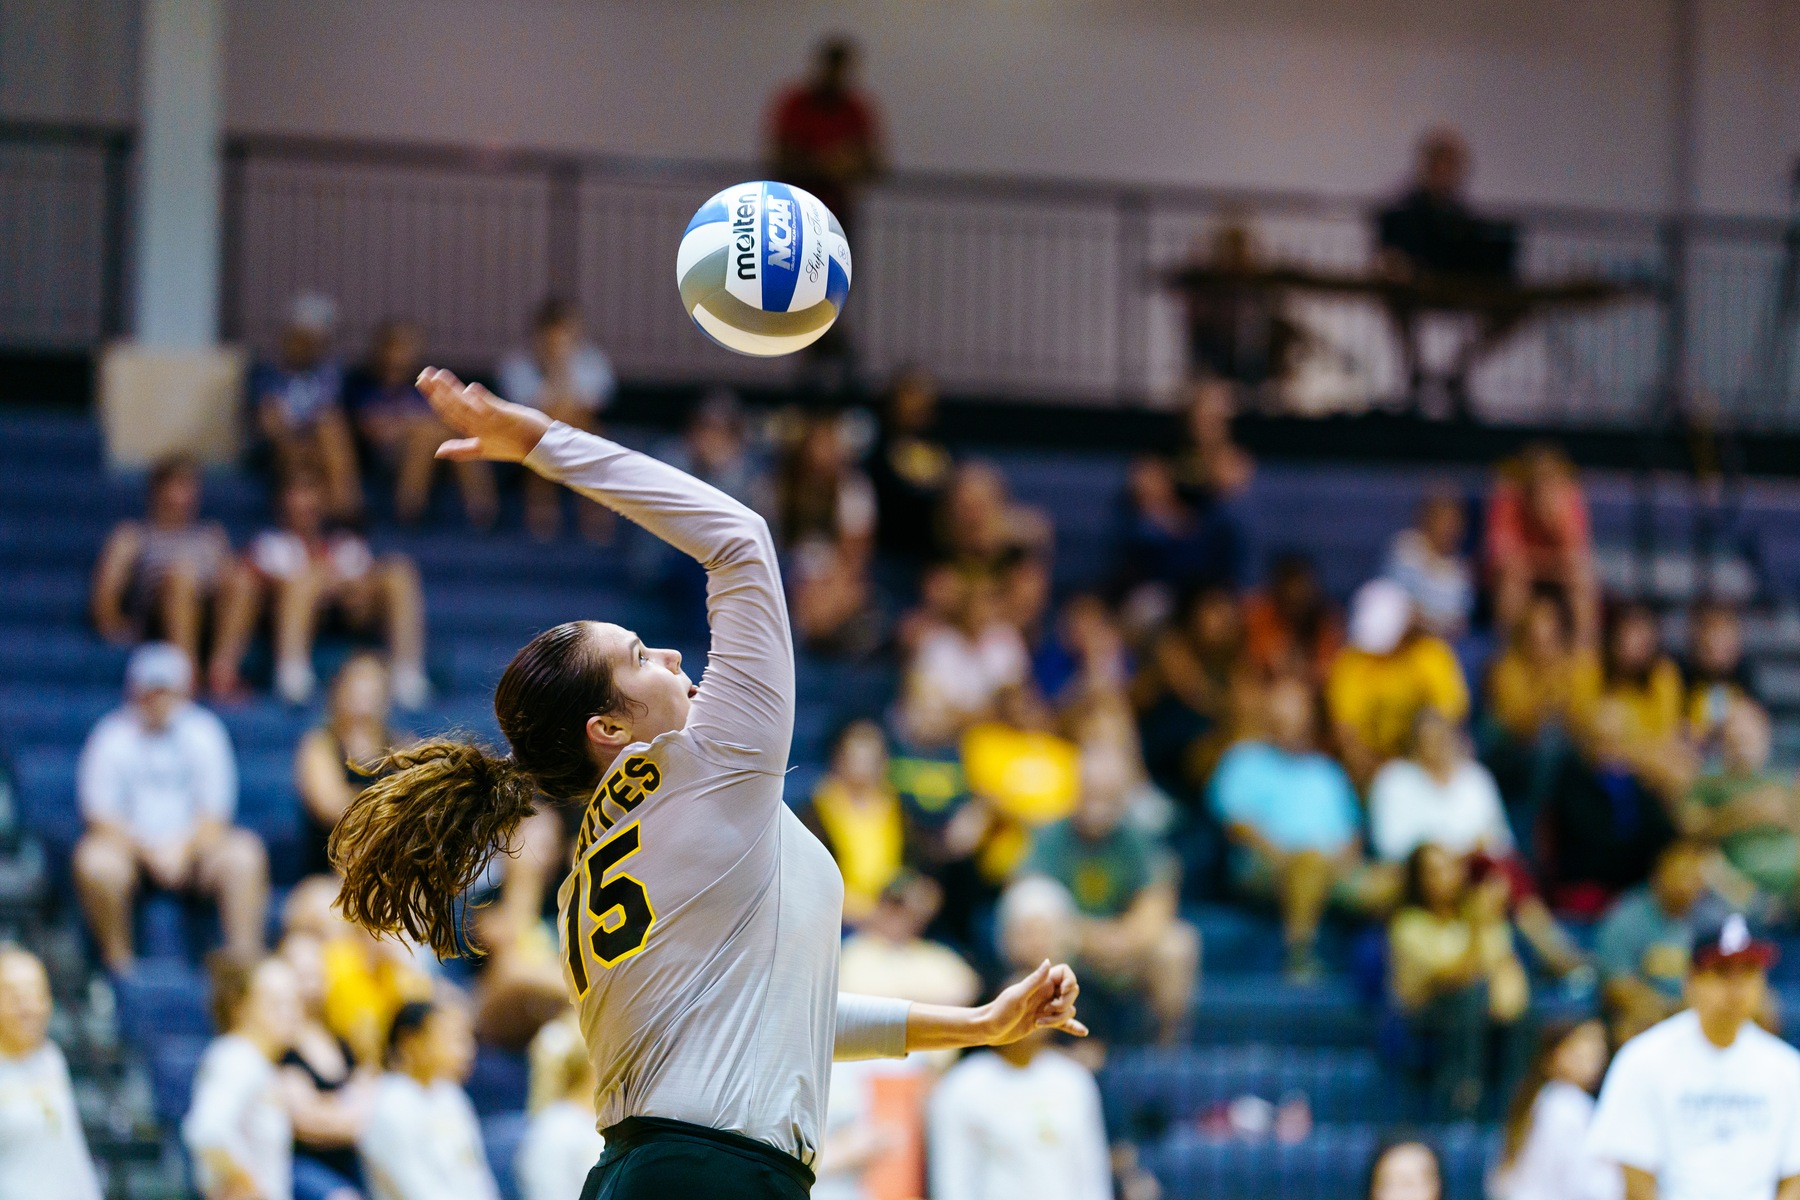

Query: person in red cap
left=1586, top=913, right=1800, bottom=1200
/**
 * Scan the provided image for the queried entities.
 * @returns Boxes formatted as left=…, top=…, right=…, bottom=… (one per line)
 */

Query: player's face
left=0, top=954, right=51, bottom=1056
left=590, top=621, right=693, bottom=744
left=1370, top=1142, right=1441, bottom=1200
left=426, top=1007, right=476, bottom=1083
left=1686, top=960, right=1767, bottom=1032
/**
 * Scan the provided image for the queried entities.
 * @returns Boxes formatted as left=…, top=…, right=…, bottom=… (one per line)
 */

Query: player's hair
left=331, top=621, right=636, bottom=957
left=1500, top=1019, right=1591, bottom=1169
left=386, top=999, right=436, bottom=1065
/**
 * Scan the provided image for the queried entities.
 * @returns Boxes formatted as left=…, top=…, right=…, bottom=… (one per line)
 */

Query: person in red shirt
left=1485, top=442, right=1598, bottom=644
left=767, top=36, right=885, bottom=233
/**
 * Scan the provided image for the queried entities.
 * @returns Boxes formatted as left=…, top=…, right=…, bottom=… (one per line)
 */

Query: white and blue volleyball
left=677, top=181, right=852, bottom=357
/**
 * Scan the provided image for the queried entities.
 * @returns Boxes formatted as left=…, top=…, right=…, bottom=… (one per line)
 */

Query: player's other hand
left=417, top=367, right=553, bottom=464
left=980, top=960, right=1088, bottom=1044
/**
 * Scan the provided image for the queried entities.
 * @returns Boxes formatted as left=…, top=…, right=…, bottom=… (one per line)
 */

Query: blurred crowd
left=22, top=45, right=1800, bottom=1196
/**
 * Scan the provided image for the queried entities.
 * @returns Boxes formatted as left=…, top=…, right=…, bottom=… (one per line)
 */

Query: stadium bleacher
left=13, top=401, right=1800, bottom=1200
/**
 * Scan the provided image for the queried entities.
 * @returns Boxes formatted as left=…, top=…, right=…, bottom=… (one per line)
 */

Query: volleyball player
left=331, top=370, right=1086, bottom=1200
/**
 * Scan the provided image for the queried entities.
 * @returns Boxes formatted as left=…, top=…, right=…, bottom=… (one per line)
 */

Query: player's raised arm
left=420, top=369, right=795, bottom=764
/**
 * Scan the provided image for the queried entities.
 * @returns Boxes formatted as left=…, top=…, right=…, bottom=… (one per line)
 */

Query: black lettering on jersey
left=622, top=756, right=662, bottom=791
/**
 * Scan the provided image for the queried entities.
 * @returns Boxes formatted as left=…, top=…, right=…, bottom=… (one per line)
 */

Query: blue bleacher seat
left=149, top=1034, right=211, bottom=1129
left=1191, top=978, right=1375, bottom=1047
left=467, top=1045, right=531, bottom=1116
left=1141, top=1123, right=1497, bottom=1200
left=116, top=962, right=213, bottom=1047
left=482, top=1111, right=530, bottom=1200
left=1101, top=1044, right=1390, bottom=1139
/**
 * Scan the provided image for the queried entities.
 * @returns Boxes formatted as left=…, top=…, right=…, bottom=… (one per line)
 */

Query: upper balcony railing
left=5, top=119, right=1798, bottom=429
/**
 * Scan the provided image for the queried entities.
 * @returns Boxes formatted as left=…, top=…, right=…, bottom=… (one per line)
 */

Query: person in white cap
left=251, top=291, right=363, bottom=521
left=1587, top=913, right=1800, bottom=1200
left=73, top=644, right=268, bottom=972
left=1325, top=577, right=1469, bottom=786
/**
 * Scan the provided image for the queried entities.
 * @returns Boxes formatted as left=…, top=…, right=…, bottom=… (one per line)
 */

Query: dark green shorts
left=579, top=1116, right=815, bottom=1200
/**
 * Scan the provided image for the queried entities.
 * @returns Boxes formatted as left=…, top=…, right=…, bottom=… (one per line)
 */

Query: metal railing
left=5, top=119, right=1800, bottom=427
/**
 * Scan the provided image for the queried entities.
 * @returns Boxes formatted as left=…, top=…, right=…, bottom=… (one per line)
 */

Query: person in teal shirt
left=1022, top=743, right=1198, bottom=1043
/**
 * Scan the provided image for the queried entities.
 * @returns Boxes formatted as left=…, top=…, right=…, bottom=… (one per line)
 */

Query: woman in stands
left=1490, top=1019, right=1619, bottom=1200
left=330, top=369, right=1086, bottom=1200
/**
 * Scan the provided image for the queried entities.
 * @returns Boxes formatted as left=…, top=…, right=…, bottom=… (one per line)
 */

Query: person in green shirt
left=1681, top=700, right=1800, bottom=910
left=1021, top=744, right=1199, bottom=1043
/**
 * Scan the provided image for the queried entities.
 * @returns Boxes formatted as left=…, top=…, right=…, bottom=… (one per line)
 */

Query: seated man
left=73, top=644, right=268, bottom=973
left=1211, top=676, right=1386, bottom=981
left=1020, top=744, right=1199, bottom=1044
left=1593, top=838, right=1720, bottom=1044
left=1680, top=700, right=1800, bottom=916
left=1326, top=578, right=1469, bottom=787
left=214, top=470, right=429, bottom=708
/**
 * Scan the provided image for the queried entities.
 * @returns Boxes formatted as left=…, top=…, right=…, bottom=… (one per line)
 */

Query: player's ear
left=586, top=712, right=633, bottom=752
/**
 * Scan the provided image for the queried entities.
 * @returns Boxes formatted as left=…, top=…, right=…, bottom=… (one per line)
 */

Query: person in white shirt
left=1587, top=914, right=1800, bottom=1200
left=1492, top=1018, right=1620, bottom=1200
left=497, top=297, right=617, bottom=542
left=0, top=948, right=102, bottom=1200
left=1384, top=492, right=1474, bottom=639
left=184, top=955, right=304, bottom=1200
left=517, top=1014, right=603, bottom=1200
left=929, top=1021, right=1110, bottom=1200
left=72, top=643, right=268, bottom=972
left=359, top=1000, right=499, bottom=1200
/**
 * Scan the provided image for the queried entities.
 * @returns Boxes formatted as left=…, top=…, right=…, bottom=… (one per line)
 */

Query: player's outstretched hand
left=981, top=960, right=1088, bottom=1044
left=416, top=367, right=553, bottom=464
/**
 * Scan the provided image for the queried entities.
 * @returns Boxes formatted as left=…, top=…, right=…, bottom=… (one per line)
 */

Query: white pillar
left=132, top=0, right=223, bottom=348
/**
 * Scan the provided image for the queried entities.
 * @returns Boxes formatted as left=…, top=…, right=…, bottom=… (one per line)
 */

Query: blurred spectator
left=1032, top=593, right=1131, bottom=713
left=1485, top=444, right=1597, bottom=641
left=1680, top=701, right=1800, bottom=913
left=185, top=955, right=303, bottom=1200
left=928, top=1018, right=1109, bottom=1200
left=1367, top=1139, right=1443, bottom=1200
left=295, top=654, right=405, bottom=880
left=498, top=298, right=617, bottom=541
left=358, top=1001, right=497, bottom=1200
left=898, top=569, right=1032, bottom=748
left=1375, top=128, right=1521, bottom=414
left=1542, top=699, right=1680, bottom=915
left=661, top=389, right=765, bottom=509
left=1684, top=601, right=1755, bottom=748
left=276, top=931, right=371, bottom=1200
left=517, top=1016, right=602, bottom=1200
left=1491, top=1020, right=1619, bottom=1200
left=1482, top=591, right=1600, bottom=851
left=1327, top=579, right=1469, bottom=787
left=1133, top=585, right=1250, bottom=794
left=74, top=644, right=267, bottom=972
left=91, top=455, right=251, bottom=691
left=1212, top=676, right=1377, bottom=980
left=1384, top=492, right=1474, bottom=639
left=1592, top=602, right=1694, bottom=797
left=468, top=899, right=571, bottom=1055
left=868, top=368, right=953, bottom=561
left=936, top=462, right=1052, bottom=578
left=252, top=292, right=362, bottom=522
left=1372, top=709, right=1585, bottom=978
left=1022, top=744, right=1199, bottom=1043
left=282, top=878, right=434, bottom=1069
left=0, top=948, right=102, bottom=1200
left=1243, top=553, right=1343, bottom=683
left=799, top=722, right=907, bottom=924
left=839, top=873, right=981, bottom=1007
left=1388, top=844, right=1529, bottom=1119
left=767, top=36, right=885, bottom=234
left=346, top=320, right=497, bottom=530
left=1593, top=840, right=1715, bottom=1043
left=1170, top=377, right=1256, bottom=501
left=1181, top=223, right=1300, bottom=393
left=220, top=470, right=429, bottom=708
left=775, top=412, right=876, bottom=553
left=996, top=877, right=1078, bottom=973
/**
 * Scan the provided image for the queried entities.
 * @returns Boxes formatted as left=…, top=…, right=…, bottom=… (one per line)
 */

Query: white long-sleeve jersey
left=529, top=425, right=906, bottom=1169
left=928, top=1049, right=1112, bottom=1200
left=0, top=1042, right=102, bottom=1200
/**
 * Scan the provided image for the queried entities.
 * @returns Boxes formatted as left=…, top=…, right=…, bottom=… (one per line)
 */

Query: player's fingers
left=435, top=438, right=483, bottom=461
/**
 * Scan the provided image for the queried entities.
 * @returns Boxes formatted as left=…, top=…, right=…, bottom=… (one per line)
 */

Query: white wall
left=6, top=0, right=1799, bottom=215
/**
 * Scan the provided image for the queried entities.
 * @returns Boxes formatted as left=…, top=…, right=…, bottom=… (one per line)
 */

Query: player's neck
left=1697, top=1010, right=1745, bottom=1049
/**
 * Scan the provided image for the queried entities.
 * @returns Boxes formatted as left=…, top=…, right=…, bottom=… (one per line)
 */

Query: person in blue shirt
left=1211, top=675, right=1396, bottom=980
left=249, top=292, right=363, bottom=522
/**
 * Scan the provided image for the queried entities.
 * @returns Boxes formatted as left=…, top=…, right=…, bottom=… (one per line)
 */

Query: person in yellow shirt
left=800, top=721, right=907, bottom=925
left=1579, top=602, right=1695, bottom=799
left=1485, top=592, right=1601, bottom=748
left=1327, top=579, right=1469, bottom=786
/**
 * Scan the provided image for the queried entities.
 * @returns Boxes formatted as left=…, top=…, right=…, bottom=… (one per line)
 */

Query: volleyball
left=676, top=181, right=852, bottom=357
